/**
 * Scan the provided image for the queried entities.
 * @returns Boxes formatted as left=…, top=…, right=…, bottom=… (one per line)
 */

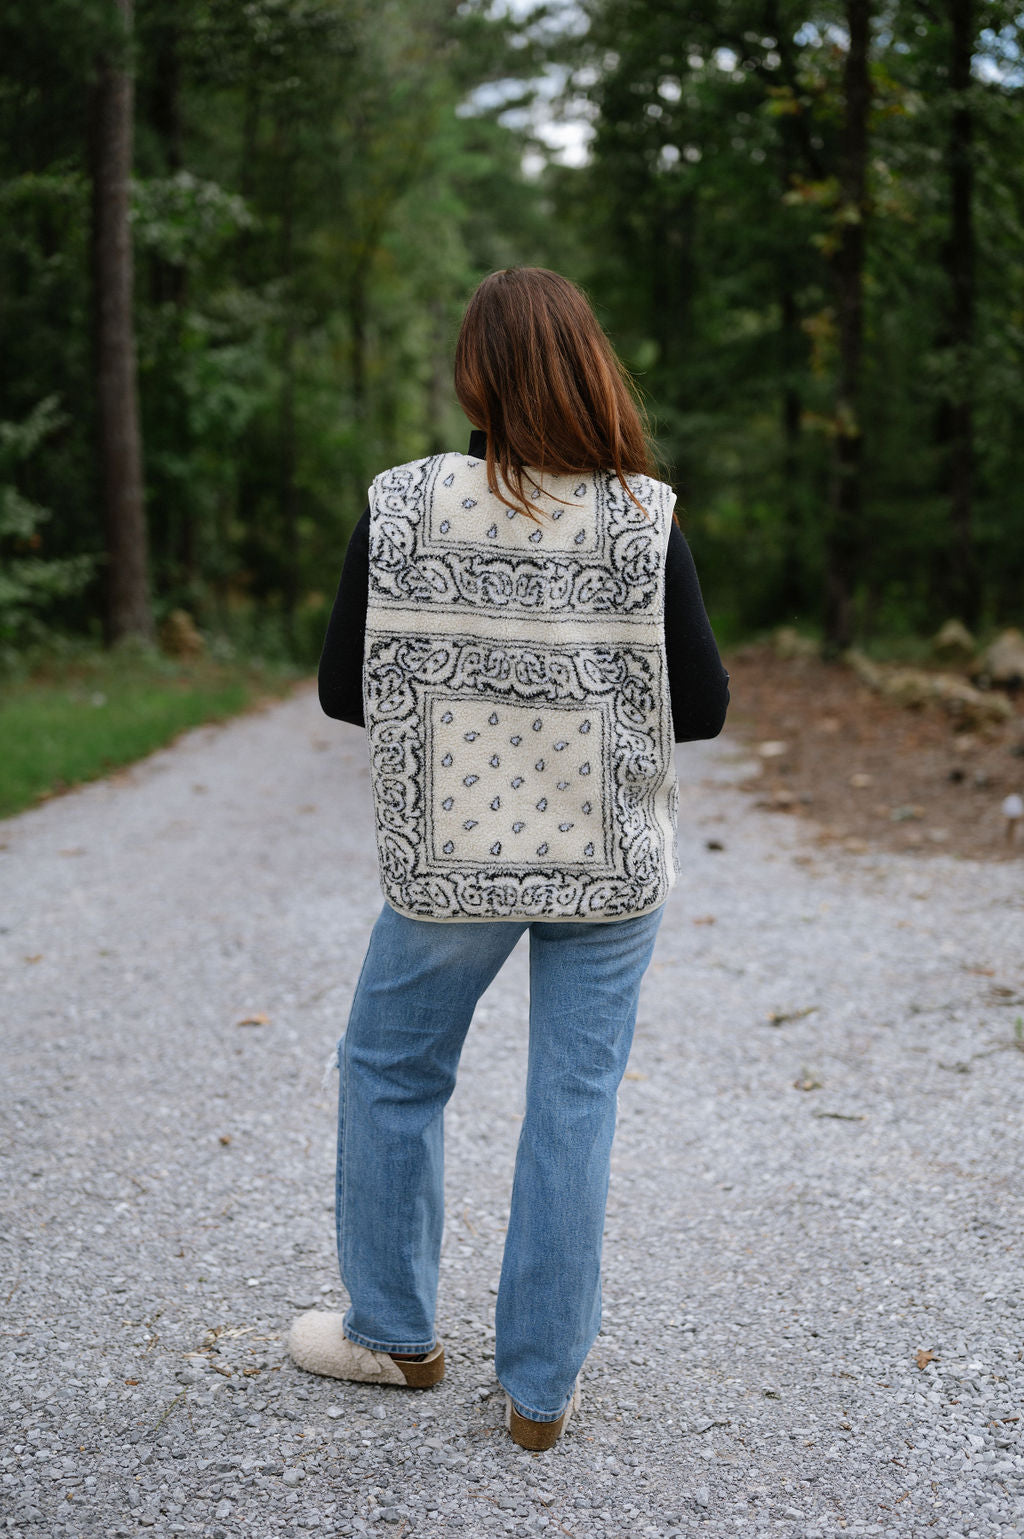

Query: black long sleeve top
left=318, top=438, right=730, bottom=744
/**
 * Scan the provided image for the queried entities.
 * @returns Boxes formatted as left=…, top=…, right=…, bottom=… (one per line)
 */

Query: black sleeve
left=664, top=520, right=730, bottom=742
left=317, top=507, right=370, bottom=726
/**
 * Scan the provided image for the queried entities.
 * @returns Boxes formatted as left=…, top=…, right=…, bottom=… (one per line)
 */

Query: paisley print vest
left=363, top=450, right=679, bottom=921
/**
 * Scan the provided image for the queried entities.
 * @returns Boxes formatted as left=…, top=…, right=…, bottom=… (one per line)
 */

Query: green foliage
left=1, top=0, right=1022, bottom=665
left=570, top=0, right=1024, bottom=637
left=133, top=171, right=254, bottom=266
left=0, top=0, right=552, bottom=659
left=0, top=398, right=95, bottom=660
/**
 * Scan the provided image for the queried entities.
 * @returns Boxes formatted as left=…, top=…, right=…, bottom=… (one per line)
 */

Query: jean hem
left=500, top=1383, right=573, bottom=1424
left=343, top=1321, right=437, bottom=1356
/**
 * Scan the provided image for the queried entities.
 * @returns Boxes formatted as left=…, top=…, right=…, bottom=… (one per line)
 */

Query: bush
left=0, top=397, right=95, bottom=666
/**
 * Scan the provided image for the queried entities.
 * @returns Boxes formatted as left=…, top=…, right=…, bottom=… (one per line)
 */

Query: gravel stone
left=1, top=689, right=1021, bottom=1537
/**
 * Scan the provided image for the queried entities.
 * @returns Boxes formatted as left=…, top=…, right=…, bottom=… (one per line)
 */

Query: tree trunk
left=823, top=0, right=871, bottom=653
left=765, top=0, right=810, bottom=619
left=652, top=188, right=696, bottom=491
left=278, top=324, right=299, bottom=637
left=773, top=57, right=805, bottom=612
left=149, top=14, right=186, bottom=308
left=943, top=0, right=979, bottom=624
left=277, top=122, right=299, bottom=636
left=146, top=14, right=196, bottom=592
left=346, top=258, right=373, bottom=515
left=425, top=297, right=448, bottom=455
left=90, top=0, right=153, bottom=643
left=349, top=264, right=368, bottom=428
left=778, top=279, right=805, bottom=612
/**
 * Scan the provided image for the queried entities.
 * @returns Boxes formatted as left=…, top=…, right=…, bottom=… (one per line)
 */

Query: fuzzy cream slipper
left=504, top=1378, right=581, bottom=1450
left=287, top=1311, right=444, bottom=1388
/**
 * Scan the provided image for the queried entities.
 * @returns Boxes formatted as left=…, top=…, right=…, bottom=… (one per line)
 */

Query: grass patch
left=0, top=647, right=302, bottom=820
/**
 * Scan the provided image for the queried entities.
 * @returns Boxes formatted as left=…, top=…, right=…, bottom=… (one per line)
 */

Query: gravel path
left=2, top=684, right=1022, bottom=1539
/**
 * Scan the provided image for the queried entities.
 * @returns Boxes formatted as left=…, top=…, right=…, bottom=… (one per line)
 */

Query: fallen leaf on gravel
left=237, top=1012, right=270, bottom=1026
left=24, top=954, right=43, bottom=963
left=692, top=915, right=716, bottom=925
left=767, top=1006, right=818, bottom=1025
left=58, top=847, right=86, bottom=857
left=758, top=787, right=796, bottom=810
left=812, top=1110, right=866, bottom=1121
left=623, top=1071, right=647, bottom=1081
left=915, top=1349, right=936, bottom=1369
left=793, top=1068, right=823, bottom=1091
left=218, top=1135, right=231, bottom=1146
left=705, top=839, right=725, bottom=852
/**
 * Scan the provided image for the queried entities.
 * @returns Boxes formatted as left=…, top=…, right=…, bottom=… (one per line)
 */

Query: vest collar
left=467, top=428, right=487, bottom=459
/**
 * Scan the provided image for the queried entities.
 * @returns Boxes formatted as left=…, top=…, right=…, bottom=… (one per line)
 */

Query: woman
left=288, top=267, right=729, bottom=1450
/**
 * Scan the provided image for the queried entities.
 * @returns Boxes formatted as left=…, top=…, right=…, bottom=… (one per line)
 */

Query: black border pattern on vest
left=365, top=632, right=675, bottom=920
left=369, top=455, right=665, bottom=619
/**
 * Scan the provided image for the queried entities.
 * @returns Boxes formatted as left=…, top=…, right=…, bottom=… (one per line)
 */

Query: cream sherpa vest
left=363, top=449, right=679, bottom=921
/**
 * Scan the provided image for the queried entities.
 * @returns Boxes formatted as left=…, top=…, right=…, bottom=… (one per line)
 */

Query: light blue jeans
left=335, top=901, right=664, bottom=1422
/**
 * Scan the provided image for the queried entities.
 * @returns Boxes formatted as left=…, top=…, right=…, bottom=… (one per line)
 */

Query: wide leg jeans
left=335, top=901, right=663, bottom=1422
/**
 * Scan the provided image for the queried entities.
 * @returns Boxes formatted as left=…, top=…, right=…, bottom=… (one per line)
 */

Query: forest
left=2, top=0, right=1023, bottom=669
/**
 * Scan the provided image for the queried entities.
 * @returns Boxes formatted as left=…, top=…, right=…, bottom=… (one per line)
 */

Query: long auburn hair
left=454, top=267, right=656, bottom=519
